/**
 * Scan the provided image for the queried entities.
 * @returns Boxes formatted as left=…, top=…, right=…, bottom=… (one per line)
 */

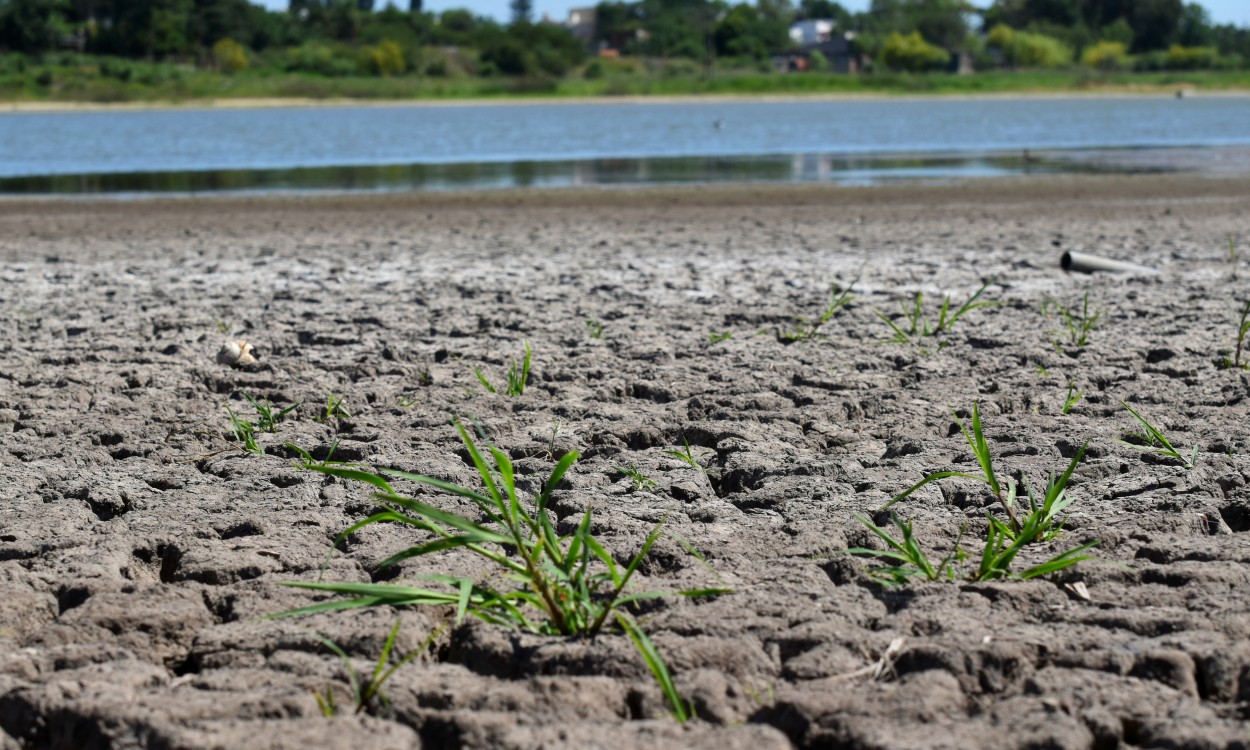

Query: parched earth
left=1, top=177, right=1249, bottom=749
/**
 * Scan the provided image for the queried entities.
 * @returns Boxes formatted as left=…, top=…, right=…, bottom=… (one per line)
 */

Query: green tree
left=0, top=0, right=72, bottom=53
left=879, top=29, right=949, bottom=70
left=1176, top=2, right=1212, bottom=47
left=509, top=0, right=532, bottom=24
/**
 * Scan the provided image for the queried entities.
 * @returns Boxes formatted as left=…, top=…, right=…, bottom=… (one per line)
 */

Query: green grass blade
left=615, top=612, right=689, bottom=723
left=304, top=464, right=396, bottom=496
left=881, top=471, right=984, bottom=509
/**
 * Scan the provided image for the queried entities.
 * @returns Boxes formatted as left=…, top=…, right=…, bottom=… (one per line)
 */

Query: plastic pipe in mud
left=1060, top=251, right=1158, bottom=275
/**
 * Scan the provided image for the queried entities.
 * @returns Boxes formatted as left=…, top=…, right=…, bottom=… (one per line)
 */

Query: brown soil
left=2, top=176, right=1249, bottom=749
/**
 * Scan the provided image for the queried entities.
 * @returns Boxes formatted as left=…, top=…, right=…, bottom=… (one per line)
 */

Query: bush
left=479, top=38, right=534, bottom=76
left=808, top=49, right=829, bottom=71
left=879, top=31, right=950, bottom=72
left=583, top=59, right=603, bottom=79
left=1165, top=45, right=1219, bottom=70
left=425, top=59, right=448, bottom=77
left=367, top=40, right=406, bottom=76
left=99, top=58, right=133, bottom=81
left=1082, top=41, right=1129, bottom=70
left=1010, top=31, right=1071, bottom=67
left=988, top=25, right=1070, bottom=68
left=212, top=38, right=249, bottom=74
left=986, top=23, right=1014, bottom=51
left=284, top=42, right=361, bottom=77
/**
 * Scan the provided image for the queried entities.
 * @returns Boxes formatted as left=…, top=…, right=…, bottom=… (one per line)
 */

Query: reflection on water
left=0, top=148, right=1176, bottom=196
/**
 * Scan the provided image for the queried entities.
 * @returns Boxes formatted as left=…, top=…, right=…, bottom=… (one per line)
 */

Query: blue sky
left=251, top=0, right=1249, bottom=27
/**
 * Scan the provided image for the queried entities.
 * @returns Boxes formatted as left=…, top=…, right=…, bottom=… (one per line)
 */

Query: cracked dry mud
left=1, top=177, right=1249, bottom=749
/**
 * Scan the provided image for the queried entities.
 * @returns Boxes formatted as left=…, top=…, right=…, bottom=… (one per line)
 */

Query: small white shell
left=216, top=340, right=258, bottom=366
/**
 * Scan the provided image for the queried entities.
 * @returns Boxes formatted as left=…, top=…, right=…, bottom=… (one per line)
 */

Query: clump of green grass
left=708, top=330, right=734, bottom=344
left=314, top=388, right=351, bottom=424
left=1061, top=381, right=1084, bottom=414
left=1120, top=401, right=1197, bottom=469
left=853, top=402, right=1096, bottom=583
left=225, top=405, right=264, bottom=455
left=311, top=618, right=441, bottom=716
left=778, top=276, right=857, bottom=343
left=278, top=421, right=726, bottom=722
left=473, top=341, right=532, bottom=396
left=244, top=392, right=301, bottom=432
left=847, top=511, right=1097, bottom=585
left=1044, top=291, right=1103, bottom=348
left=876, top=279, right=995, bottom=347
left=586, top=319, right=604, bottom=339
left=1221, top=300, right=1250, bottom=370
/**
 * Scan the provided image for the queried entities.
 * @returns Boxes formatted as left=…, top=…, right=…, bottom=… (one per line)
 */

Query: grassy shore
left=4, top=58, right=1250, bottom=108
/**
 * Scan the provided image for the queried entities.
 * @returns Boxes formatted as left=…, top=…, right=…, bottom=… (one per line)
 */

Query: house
left=775, top=19, right=862, bottom=73
left=565, top=7, right=597, bottom=46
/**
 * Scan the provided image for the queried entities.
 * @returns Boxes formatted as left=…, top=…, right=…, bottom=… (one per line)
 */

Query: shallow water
left=2, top=95, right=1248, bottom=193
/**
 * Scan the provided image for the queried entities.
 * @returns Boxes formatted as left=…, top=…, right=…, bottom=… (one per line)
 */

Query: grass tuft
left=474, top=341, right=532, bottom=396
left=1120, top=401, right=1197, bottom=469
left=1045, top=291, right=1102, bottom=348
left=778, top=276, right=858, bottom=343
left=276, top=420, right=727, bottom=722
left=311, top=618, right=442, bottom=716
left=876, top=279, right=995, bottom=348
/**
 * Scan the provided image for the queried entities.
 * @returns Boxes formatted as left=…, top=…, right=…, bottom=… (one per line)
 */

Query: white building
left=789, top=19, right=835, bottom=47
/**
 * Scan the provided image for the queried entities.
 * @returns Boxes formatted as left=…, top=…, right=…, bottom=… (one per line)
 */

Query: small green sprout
left=1061, top=382, right=1084, bottom=414
left=1222, top=300, right=1250, bottom=370
left=616, top=464, right=658, bottom=491
left=311, top=618, right=441, bottom=716
left=473, top=341, right=532, bottom=396
left=778, top=276, right=858, bottom=343
left=244, top=393, right=300, bottom=432
left=1046, top=291, right=1103, bottom=347
left=708, top=330, right=734, bottom=344
left=1120, top=401, right=1197, bottom=469
left=664, top=437, right=717, bottom=477
left=314, top=389, right=351, bottom=424
left=586, top=319, right=604, bottom=339
left=225, top=405, right=264, bottom=455
left=1035, top=363, right=1051, bottom=378
left=876, top=279, right=995, bottom=346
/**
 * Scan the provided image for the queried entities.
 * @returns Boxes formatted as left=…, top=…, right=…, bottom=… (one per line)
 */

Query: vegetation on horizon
left=1, top=0, right=1248, bottom=104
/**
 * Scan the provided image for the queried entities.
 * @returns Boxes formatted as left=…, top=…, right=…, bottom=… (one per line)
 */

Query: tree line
left=0, top=0, right=1246, bottom=77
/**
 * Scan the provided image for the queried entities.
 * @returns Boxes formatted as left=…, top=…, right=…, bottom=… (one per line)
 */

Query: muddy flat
left=1, top=176, right=1249, bottom=749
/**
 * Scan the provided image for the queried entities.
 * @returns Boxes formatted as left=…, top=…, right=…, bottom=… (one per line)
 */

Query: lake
left=2, top=95, right=1249, bottom=194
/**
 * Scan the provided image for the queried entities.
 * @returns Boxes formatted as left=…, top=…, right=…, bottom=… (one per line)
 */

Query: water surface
left=2, top=95, right=1248, bottom=193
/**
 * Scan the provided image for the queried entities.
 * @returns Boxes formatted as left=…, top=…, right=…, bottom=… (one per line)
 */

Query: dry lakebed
left=1, top=176, right=1249, bottom=749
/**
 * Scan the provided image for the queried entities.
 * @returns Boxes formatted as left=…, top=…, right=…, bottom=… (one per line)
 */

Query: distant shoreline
left=5, top=87, right=1250, bottom=114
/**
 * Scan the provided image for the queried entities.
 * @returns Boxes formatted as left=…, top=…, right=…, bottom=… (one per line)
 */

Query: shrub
left=583, top=59, right=603, bottom=79
left=1009, top=31, right=1071, bottom=68
left=425, top=59, right=447, bottom=77
left=479, top=38, right=534, bottom=76
left=368, top=40, right=406, bottom=76
left=212, top=38, right=249, bottom=74
left=1082, top=41, right=1130, bottom=70
left=879, top=31, right=950, bottom=72
left=808, top=49, right=829, bottom=71
left=1165, top=45, right=1219, bottom=70
left=284, top=42, right=361, bottom=77
left=986, top=24, right=1014, bottom=51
